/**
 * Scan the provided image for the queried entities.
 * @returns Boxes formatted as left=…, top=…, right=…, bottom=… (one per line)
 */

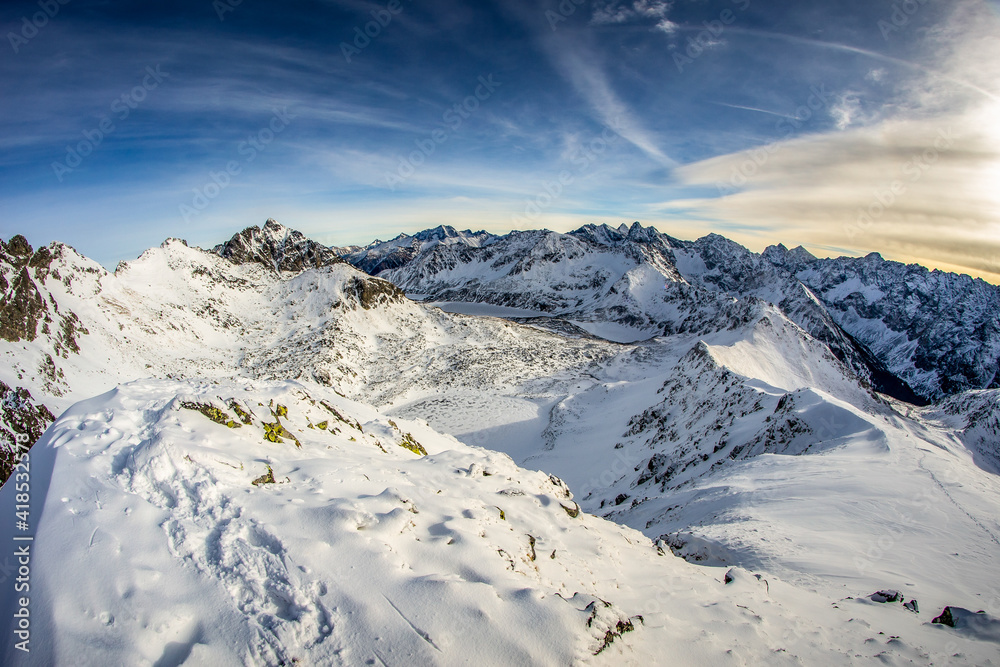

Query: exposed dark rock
left=214, top=219, right=345, bottom=273
left=1, top=235, right=33, bottom=267
left=870, top=590, right=903, bottom=603
left=932, top=607, right=956, bottom=627
left=0, top=381, right=55, bottom=484
left=343, top=276, right=405, bottom=309
left=0, top=266, right=46, bottom=343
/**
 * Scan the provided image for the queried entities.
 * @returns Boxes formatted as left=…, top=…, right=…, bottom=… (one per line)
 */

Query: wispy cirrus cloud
left=546, top=45, right=677, bottom=167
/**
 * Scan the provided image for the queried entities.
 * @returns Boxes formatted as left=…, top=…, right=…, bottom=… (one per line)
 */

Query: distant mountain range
left=341, top=222, right=1000, bottom=403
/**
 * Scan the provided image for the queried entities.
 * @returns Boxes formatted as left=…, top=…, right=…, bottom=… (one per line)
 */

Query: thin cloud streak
left=708, top=102, right=802, bottom=121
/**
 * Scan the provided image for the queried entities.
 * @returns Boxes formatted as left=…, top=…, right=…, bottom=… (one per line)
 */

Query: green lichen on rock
left=262, top=419, right=301, bottom=448
left=274, top=404, right=288, bottom=418
left=594, top=617, right=639, bottom=655
left=180, top=402, right=241, bottom=428
left=252, top=465, right=275, bottom=486
left=398, top=432, right=427, bottom=456
left=585, top=599, right=643, bottom=656
left=560, top=501, right=581, bottom=518
left=315, top=420, right=328, bottom=431
left=228, top=401, right=253, bottom=425
left=319, top=400, right=362, bottom=432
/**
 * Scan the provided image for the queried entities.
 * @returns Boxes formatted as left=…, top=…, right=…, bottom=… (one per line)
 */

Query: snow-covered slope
left=927, top=389, right=1000, bottom=473
left=3, top=378, right=999, bottom=665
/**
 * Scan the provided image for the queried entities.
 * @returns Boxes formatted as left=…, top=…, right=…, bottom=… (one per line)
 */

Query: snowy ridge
left=0, top=226, right=620, bottom=481
left=3, top=378, right=999, bottom=665
left=340, top=225, right=495, bottom=276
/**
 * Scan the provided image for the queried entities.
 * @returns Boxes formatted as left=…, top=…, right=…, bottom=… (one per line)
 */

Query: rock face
left=0, top=381, right=54, bottom=482
left=343, top=275, right=405, bottom=310
left=0, top=236, right=46, bottom=343
left=344, top=222, right=1000, bottom=402
left=214, top=218, right=345, bottom=272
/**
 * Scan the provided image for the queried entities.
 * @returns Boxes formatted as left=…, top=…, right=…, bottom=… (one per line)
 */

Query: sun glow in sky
left=1, top=0, right=998, bottom=281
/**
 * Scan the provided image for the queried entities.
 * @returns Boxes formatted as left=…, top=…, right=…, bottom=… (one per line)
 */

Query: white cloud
left=829, top=92, right=862, bottom=130
left=545, top=42, right=677, bottom=167
left=592, top=1, right=673, bottom=26
left=655, top=19, right=680, bottom=35
left=865, top=68, right=886, bottom=83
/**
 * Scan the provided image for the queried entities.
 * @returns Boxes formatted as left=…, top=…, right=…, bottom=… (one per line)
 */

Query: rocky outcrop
left=214, top=218, right=345, bottom=273
left=0, top=381, right=55, bottom=483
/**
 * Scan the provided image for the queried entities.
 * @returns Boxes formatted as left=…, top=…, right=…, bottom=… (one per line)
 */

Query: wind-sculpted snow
left=3, top=379, right=999, bottom=665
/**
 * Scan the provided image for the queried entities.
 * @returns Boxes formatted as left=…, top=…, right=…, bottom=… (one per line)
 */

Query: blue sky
left=2, top=0, right=999, bottom=280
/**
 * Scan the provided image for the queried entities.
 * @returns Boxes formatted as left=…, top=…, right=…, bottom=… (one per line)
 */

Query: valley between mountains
left=0, top=219, right=998, bottom=665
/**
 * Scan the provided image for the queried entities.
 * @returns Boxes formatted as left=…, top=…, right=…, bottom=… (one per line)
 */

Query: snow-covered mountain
left=765, top=244, right=1000, bottom=401
left=339, top=225, right=496, bottom=276
left=345, top=222, right=1000, bottom=403
left=2, top=220, right=999, bottom=664
left=0, top=222, right=616, bottom=484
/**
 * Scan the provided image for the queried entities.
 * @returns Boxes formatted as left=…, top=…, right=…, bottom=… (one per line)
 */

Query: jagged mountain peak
left=0, top=235, right=33, bottom=264
left=3, top=219, right=1000, bottom=664
left=762, top=243, right=817, bottom=267
left=567, top=221, right=664, bottom=248
left=413, top=224, right=459, bottom=241
left=343, top=221, right=1000, bottom=401
left=213, top=219, right=344, bottom=273
left=789, top=245, right=817, bottom=262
